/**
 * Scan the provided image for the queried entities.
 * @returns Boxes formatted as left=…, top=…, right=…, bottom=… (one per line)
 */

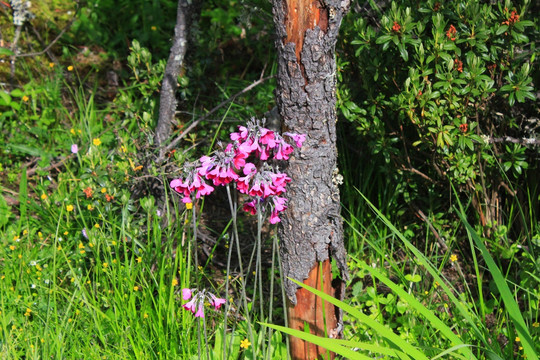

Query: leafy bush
left=338, top=0, right=538, bottom=236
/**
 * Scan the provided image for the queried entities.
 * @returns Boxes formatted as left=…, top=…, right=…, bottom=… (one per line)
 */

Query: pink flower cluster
left=170, top=119, right=305, bottom=224
left=181, top=288, right=226, bottom=318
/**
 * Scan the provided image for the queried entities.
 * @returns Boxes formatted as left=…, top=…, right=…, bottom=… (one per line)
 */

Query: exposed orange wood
left=285, top=0, right=327, bottom=62
left=287, top=259, right=337, bottom=360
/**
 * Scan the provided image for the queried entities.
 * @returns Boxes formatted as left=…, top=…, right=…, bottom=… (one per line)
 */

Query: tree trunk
left=271, top=1, right=350, bottom=359
left=155, top=0, right=200, bottom=153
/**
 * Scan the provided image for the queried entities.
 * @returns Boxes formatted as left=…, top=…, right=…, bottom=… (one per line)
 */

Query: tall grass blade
left=358, top=189, right=486, bottom=354
left=260, top=323, right=374, bottom=360
left=19, top=166, right=28, bottom=227
left=358, top=261, right=476, bottom=359
left=454, top=206, right=537, bottom=360
left=285, top=277, right=427, bottom=360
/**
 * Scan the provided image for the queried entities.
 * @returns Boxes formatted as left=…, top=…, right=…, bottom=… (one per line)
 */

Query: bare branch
left=16, top=15, right=77, bottom=58
left=157, top=74, right=275, bottom=164
left=155, top=0, right=193, bottom=151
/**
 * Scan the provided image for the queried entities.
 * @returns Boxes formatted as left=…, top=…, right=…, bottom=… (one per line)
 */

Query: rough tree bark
left=271, top=1, right=350, bottom=359
left=155, top=0, right=200, bottom=155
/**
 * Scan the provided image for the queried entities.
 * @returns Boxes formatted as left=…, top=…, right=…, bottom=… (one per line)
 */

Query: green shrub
left=338, top=0, right=538, bottom=236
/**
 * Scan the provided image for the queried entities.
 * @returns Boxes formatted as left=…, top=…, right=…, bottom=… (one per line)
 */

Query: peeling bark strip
left=272, top=0, right=350, bottom=358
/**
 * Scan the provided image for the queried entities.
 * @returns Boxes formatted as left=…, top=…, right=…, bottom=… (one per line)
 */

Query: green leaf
left=10, top=89, right=23, bottom=97
left=398, top=43, right=409, bottom=61
left=0, top=91, right=11, bottom=106
left=19, top=167, right=28, bottom=228
left=0, top=47, right=14, bottom=56
left=376, top=35, right=393, bottom=44
left=404, top=274, right=421, bottom=282
left=495, top=25, right=508, bottom=35
left=511, top=32, right=528, bottom=43
left=8, top=144, right=43, bottom=157
left=0, top=192, right=11, bottom=227
left=518, top=20, right=534, bottom=27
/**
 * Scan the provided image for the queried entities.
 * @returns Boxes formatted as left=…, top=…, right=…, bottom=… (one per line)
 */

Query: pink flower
left=181, top=288, right=192, bottom=300
left=230, top=126, right=249, bottom=141
left=181, top=289, right=226, bottom=318
left=272, top=196, right=287, bottom=212
left=285, top=132, right=306, bottom=148
left=194, top=303, right=205, bottom=318
left=182, top=297, right=197, bottom=313
left=269, top=210, right=281, bottom=224
left=170, top=170, right=215, bottom=204
left=243, top=200, right=257, bottom=215
left=71, top=144, right=79, bottom=154
left=269, top=173, right=291, bottom=195
left=233, top=150, right=248, bottom=169
left=274, top=141, right=294, bottom=160
left=209, top=293, right=226, bottom=310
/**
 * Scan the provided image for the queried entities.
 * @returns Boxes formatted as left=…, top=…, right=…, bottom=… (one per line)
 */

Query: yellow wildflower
left=450, top=254, right=458, bottom=262
left=515, top=337, right=520, bottom=342
left=67, top=65, right=74, bottom=71
left=102, top=263, right=108, bottom=268
left=134, top=286, right=139, bottom=291
left=136, top=257, right=142, bottom=263
left=49, top=62, right=55, bottom=68
left=172, top=279, right=178, bottom=286
left=240, top=339, right=251, bottom=349
left=151, top=26, right=157, bottom=31
left=40, top=193, right=47, bottom=200
left=101, top=187, right=107, bottom=193
left=87, top=204, right=94, bottom=211
left=186, top=202, right=193, bottom=210
left=66, top=205, right=74, bottom=212
left=93, top=138, right=102, bottom=146
left=22, top=95, right=29, bottom=102
left=70, top=128, right=76, bottom=135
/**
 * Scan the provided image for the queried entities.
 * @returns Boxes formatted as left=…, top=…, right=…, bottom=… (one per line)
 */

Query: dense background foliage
left=0, top=0, right=538, bottom=358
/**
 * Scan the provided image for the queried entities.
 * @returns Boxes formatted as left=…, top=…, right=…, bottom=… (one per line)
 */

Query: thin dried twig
left=16, top=15, right=77, bottom=58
